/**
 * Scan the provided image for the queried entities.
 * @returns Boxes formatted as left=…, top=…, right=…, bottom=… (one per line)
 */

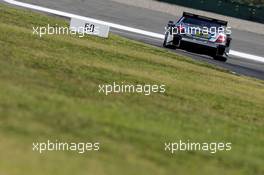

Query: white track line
left=3, top=0, right=264, bottom=63
left=229, top=50, right=264, bottom=63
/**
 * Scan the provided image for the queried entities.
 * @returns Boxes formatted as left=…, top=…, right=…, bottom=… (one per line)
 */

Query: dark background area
left=156, top=0, right=264, bottom=23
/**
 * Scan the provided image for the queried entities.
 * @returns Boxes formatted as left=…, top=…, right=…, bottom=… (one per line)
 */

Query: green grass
left=0, top=3, right=264, bottom=175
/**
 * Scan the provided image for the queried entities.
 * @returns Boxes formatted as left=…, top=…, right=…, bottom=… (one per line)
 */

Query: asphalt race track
left=3, top=0, right=264, bottom=80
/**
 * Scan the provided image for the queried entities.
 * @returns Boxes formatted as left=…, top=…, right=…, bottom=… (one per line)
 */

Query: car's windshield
left=182, top=17, right=222, bottom=28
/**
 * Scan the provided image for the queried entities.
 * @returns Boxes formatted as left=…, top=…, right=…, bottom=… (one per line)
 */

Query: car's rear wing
left=183, top=12, right=228, bottom=26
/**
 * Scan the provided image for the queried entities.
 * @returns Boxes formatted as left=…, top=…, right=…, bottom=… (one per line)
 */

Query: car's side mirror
left=168, top=21, right=175, bottom=27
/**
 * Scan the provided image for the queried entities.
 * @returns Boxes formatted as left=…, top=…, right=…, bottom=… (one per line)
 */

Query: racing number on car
left=85, top=23, right=95, bottom=33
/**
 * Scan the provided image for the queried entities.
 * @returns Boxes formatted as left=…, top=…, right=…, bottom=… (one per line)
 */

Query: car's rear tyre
left=163, top=32, right=169, bottom=48
left=172, top=36, right=181, bottom=48
left=163, top=32, right=177, bottom=49
left=213, top=56, right=227, bottom=62
left=212, top=46, right=227, bottom=62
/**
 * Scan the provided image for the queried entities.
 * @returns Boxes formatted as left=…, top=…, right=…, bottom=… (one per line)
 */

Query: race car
left=163, top=12, right=232, bottom=62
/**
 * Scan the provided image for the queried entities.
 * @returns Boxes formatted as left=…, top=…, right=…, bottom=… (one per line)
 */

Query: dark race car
left=163, top=12, right=232, bottom=62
